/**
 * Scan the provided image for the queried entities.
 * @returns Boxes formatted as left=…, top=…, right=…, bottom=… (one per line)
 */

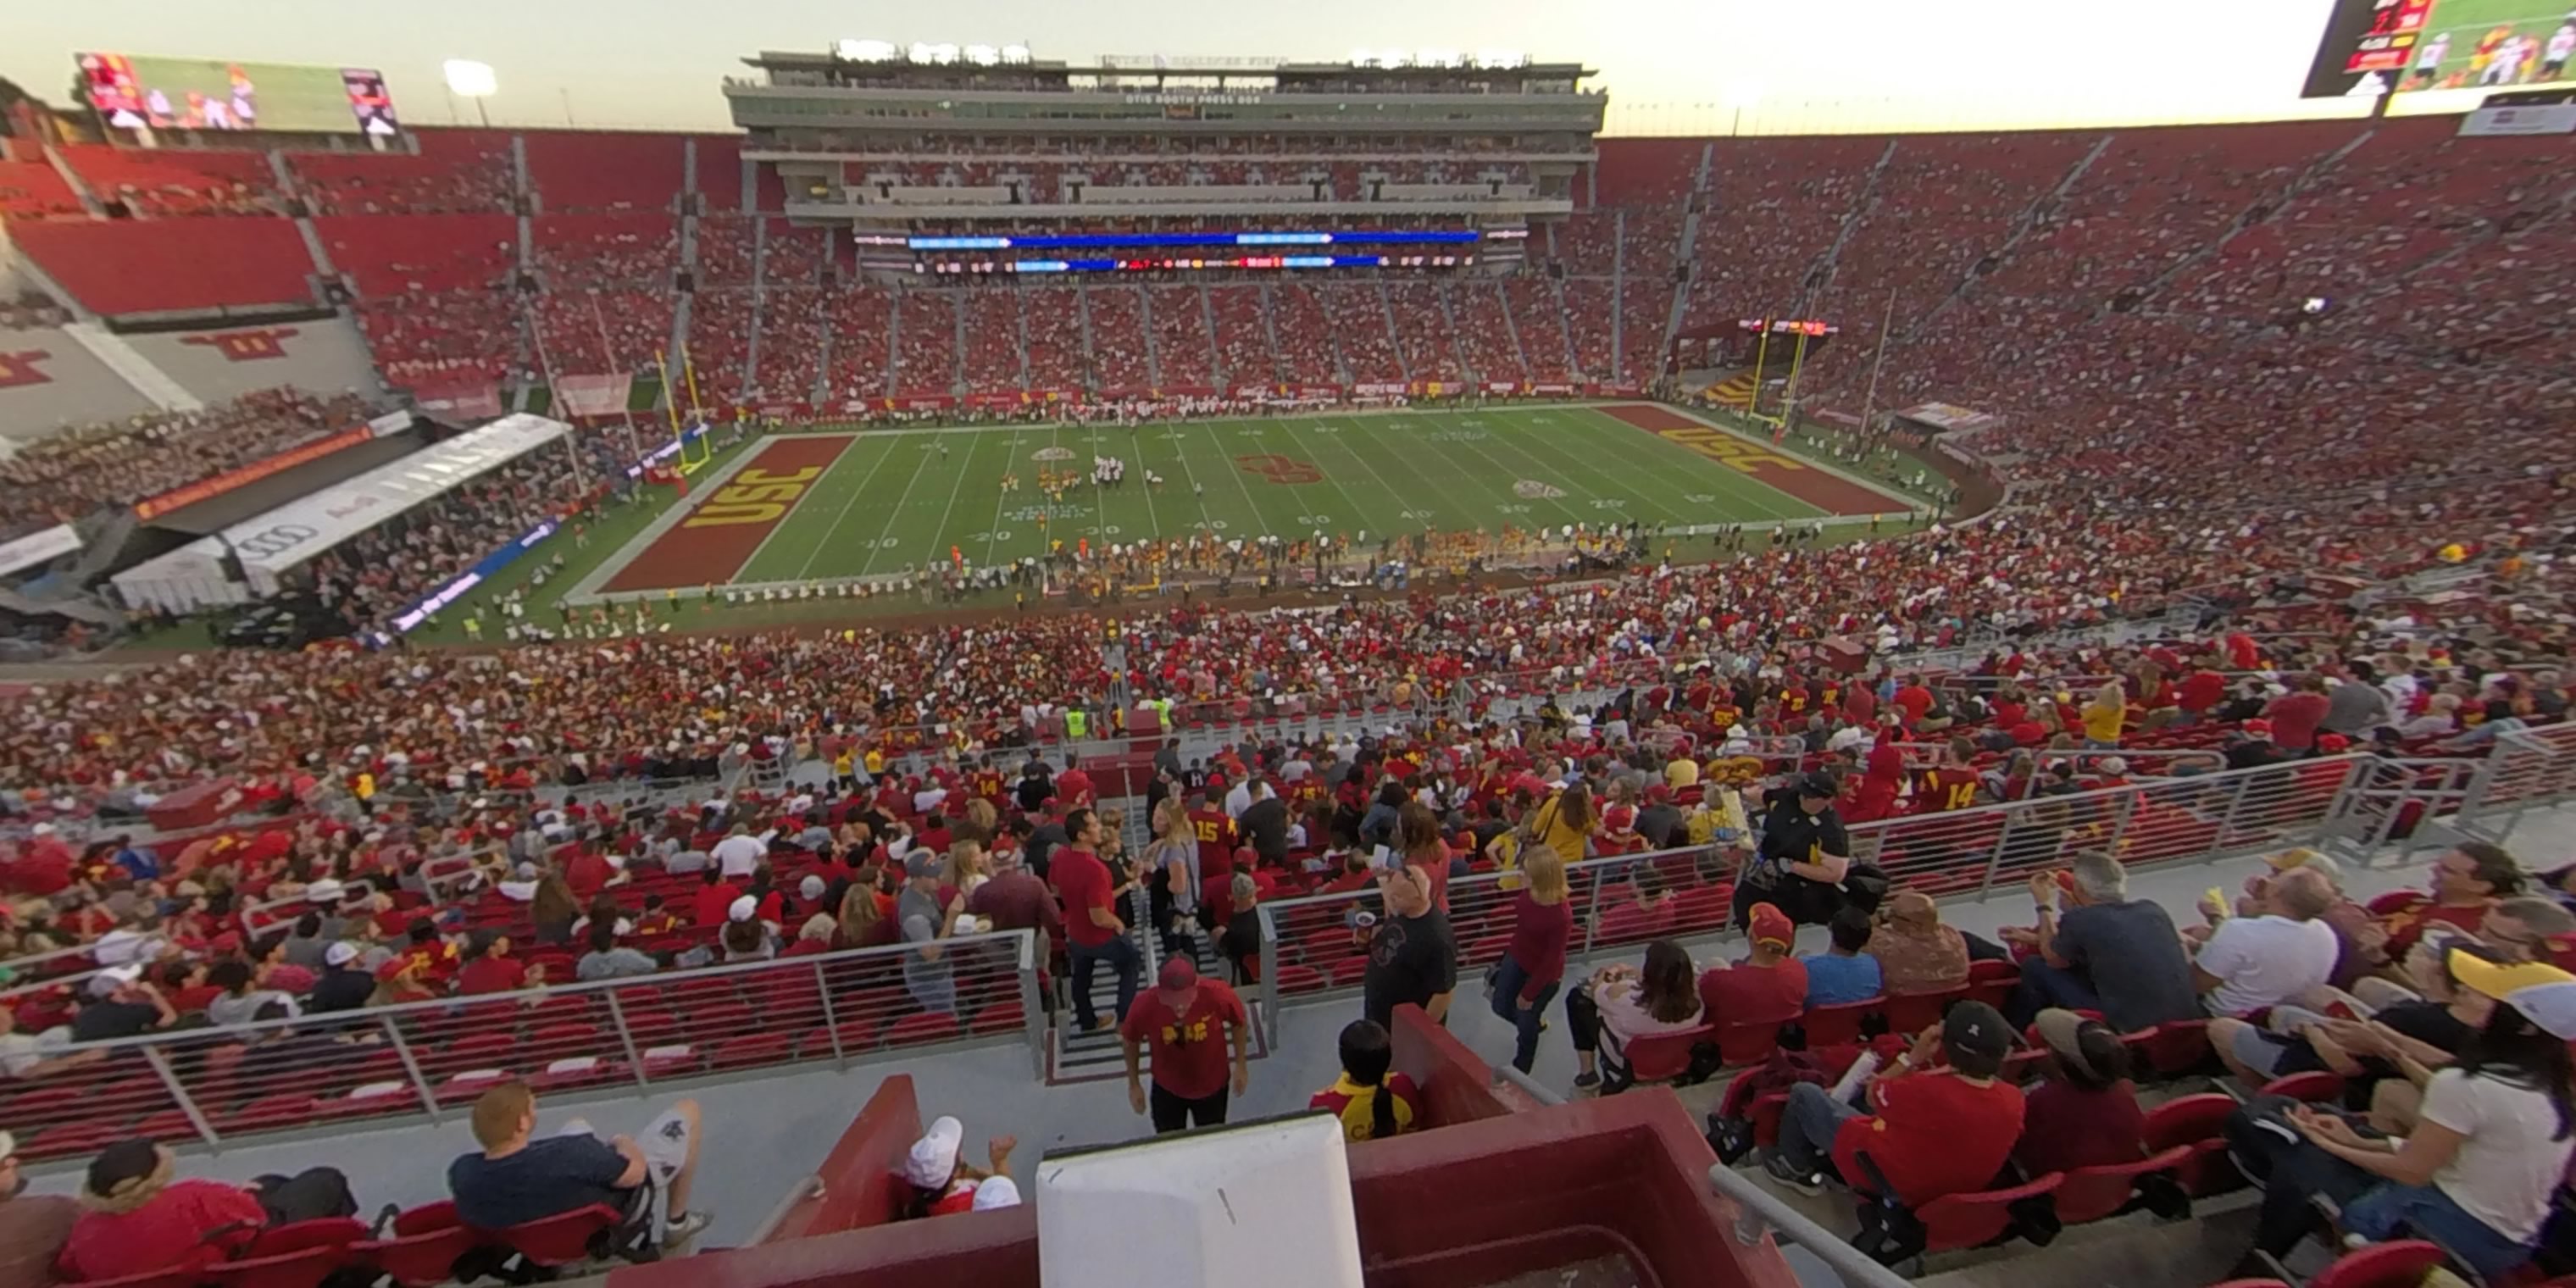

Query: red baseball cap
left=1604, top=804, right=1637, bottom=832
left=2244, top=719, right=2274, bottom=738
left=1156, top=957, right=1200, bottom=1007
left=1748, top=903, right=1795, bottom=950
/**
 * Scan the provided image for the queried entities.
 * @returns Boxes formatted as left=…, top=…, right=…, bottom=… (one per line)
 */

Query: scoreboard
left=2303, top=0, right=2438, bottom=95
left=2305, top=0, right=2576, bottom=97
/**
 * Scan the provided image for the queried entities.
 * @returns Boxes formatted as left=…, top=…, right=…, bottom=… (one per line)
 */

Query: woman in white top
left=1563, top=938, right=1706, bottom=1093
left=2245, top=945, right=2576, bottom=1281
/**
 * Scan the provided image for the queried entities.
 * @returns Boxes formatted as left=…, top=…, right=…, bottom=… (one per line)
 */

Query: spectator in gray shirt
left=203, top=960, right=301, bottom=1033
left=575, top=924, right=659, bottom=981
left=2322, top=665, right=2396, bottom=736
left=899, top=852, right=958, bottom=1016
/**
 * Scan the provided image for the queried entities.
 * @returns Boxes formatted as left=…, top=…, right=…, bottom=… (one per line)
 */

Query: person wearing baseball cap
left=1699, top=902, right=1810, bottom=1028
left=2018, top=1010, right=2143, bottom=1176
left=902, top=1114, right=1019, bottom=1219
left=2225, top=718, right=2290, bottom=772
left=2243, top=946, right=2576, bottom=1281
left=64, top=1138, right=356, bottom=1281
left=897, top=850, right=960, bottom=1018
left=1733, top=770, right=1857, bottom=934
left=1121, top=957, right=1251, bottom=1133
left=1763, top=1000, right=2025, bottom=1204
left=308, top=942, right=376, bottom=1014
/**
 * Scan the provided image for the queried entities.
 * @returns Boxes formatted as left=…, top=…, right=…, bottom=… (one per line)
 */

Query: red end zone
left=600, top=435, right=852, bottom=592
left=1597, top=403, right=1901, bottom=515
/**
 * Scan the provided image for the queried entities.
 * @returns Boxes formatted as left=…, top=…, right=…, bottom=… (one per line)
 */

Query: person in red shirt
left=1914, top=738, right=1983, bottom=814
left=1595, top=804, right=1648, bottom=856
left=1763, top=1000, right=2024, bottom=1204
left=455, top=929, right=530, bottom=996
left=1892, top=676, right=1935, bottom=726
left=691, top=868, right=741, bottom=930
left=901, top=1114, right=1019, bottom=1219
left=1186, top=795, right=1236, bottom=882
left=1120, top=958, right=1251, bottom=1132
left=398, top=918, right=459, bottom=985
left=1050, top=808, right=1138, bottom=1031
left=564, top=846, right=619, bottom=901
left=2014, top=1009, right=2145, bottom=1176
left=2262, top=675, right=2333, bottom=753
left=2176, top=663, right=2228, bottom=724
left=63, top=1140, right=353, bottom=1281
left=1055, top=761, right=1095, bottom=809
left=1699, top=903, right=1810, bottom=1024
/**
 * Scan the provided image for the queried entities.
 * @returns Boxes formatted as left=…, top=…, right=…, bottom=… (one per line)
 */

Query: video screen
left=2303, top=0, right=2576, bottom=97
left=76, top=53, right=402, bottom=136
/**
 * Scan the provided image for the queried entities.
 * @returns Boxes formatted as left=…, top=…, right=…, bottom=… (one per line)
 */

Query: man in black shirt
left=308, top=942, right=379, bottom=1013
left=1733, top=774, right=1854, bottom=931
left=1022, top=802, right=1069, bottom=881
left=1237, top=781, right=1291, bottom=869
left=1635, top=784, right=1685, bottom=850
left=1362, top=863, right=1456, bottom=1029
left=1016, top=759, right=1055, bottom=813
left=69, top=967, right=175, bottom=1045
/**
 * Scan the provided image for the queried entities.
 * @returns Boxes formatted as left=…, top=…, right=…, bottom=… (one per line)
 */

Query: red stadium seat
left=2053, top=1146, right=2190, bottom=1224
left=2124, top=1020, right=2213, bottom=1079
left=1903, top=1173, right=2064, bottom=1258
left=2307, top=1241, right=2451, bottom=1288
left=1800, top=999, right=1882, bottom=1048
left=2258, top=1071, right=2346, bottom=1105
left=1881, top=986, right=1967, bottom=1036
left=2140, top=1093, right=2246, bottom=1196
left=1621, top=1025, right=1714, bottom=1084
left=491, top=1203, right=624, bottom=1268
left=882, top=1013, right=961, bottom=1047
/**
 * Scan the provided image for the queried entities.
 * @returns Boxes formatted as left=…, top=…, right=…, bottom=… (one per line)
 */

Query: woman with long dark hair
left=1309, top=1019, right=1421, bottom=1141
left=1564, top=938, right=1704, bottom=1093
left=2235, top=944, right=2576, bottom=1281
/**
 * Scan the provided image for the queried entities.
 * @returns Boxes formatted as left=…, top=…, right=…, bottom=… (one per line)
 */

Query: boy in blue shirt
left=1801, top=908, right=1884, bottom=1007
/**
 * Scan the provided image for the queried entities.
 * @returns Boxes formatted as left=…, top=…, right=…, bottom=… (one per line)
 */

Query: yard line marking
left=1282, top=420, right=1377, bottom=539
left=979, top=426, right=1028, bottom=568
left=1424, top=418, right=1589, bottom=529
left=852, top=436, right=941, bottom=578
left=1162, top=422, right=1218, bottom=534
left=783, top=436, right=899, bottom=583
left=1490, top=413, right=1697, bottom=527
left=1208, top=418, right=1274, bottom=538
left=1128, top=424, right=1163, bottom=539
left=923, top=430, right=979, bottom=569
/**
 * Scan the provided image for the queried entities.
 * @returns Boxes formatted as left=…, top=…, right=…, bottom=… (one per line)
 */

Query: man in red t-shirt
left=1186, top=796, right=1237, bottom=882
left=1763, top=1001, right=2024, bottom=1205
left=1120, top=958, right=1251, bottom=1133
left=2262, top=675, right=2333, bottom=753
left=1049, top=808, right=1138, bottom=1031
left=1698, top=903, right=1809, bottom=1023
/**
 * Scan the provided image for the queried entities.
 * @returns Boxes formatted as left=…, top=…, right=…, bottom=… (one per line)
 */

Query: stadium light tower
left=1724, top=83, right=1763, bottom=136
left=443, top=59, right=497, bottom=127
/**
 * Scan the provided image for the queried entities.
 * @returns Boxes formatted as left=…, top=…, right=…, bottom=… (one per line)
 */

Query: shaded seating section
left=288, top=130, right=516, bottom=214
left=525, top=130, right=684, bottom=214
left=58, top=145, right=280, bottom=217
left=14, top=219, right=316, bottom=315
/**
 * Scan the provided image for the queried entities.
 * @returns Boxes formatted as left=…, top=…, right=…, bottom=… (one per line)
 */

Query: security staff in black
left=1732, top=772, right=1856, bottom=931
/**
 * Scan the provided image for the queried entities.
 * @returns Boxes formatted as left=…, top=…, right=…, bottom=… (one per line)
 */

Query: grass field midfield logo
left=1030, top=447, right=1074, bottom=461
left=1235, top=452, right=1323, bottom=485
left=1652, top=425, right=1808, bottom=477
left=683, top=465, right=825, bottom=528
left=1513, top=479, right=1565, bottom=500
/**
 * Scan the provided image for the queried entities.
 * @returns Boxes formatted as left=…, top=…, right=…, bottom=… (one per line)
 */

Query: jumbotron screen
left=75, top=53, right=402, bottom=136
left=2302, top=0, right=2576, bottom=97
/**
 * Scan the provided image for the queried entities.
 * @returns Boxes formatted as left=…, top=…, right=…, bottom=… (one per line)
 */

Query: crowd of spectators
left=303, top=446, right=585, bottom=633
left=0, top=389, right=375, bottom=541
left=1313, top=282, right=1400, bottom=383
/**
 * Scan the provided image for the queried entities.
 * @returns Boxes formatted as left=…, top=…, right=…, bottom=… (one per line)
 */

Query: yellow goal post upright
left=654, top=347, right=716, bottom=476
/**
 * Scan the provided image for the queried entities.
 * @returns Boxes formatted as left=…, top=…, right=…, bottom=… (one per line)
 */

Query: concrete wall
left=124, top=315, right=386, bottom=405
left=0, top=325, right=152, bottom=441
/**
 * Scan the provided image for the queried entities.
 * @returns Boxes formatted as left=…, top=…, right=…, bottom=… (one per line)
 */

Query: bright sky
left=8, top=0, right=2401, bottom=136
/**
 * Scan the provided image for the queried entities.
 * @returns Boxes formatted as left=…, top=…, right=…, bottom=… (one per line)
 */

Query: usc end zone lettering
left=684, top=466, right=825, bottom=527
left=1653, top=426, right=1806, bottom=477
left=598, top=435, right=853, bottom=593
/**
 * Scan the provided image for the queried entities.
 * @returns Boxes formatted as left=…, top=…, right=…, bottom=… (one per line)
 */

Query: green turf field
left=681, top=403, right=1916, bottom=591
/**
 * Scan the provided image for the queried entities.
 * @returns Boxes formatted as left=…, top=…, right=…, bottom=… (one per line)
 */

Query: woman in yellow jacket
left=2080, top=680, right=2128, bottom=750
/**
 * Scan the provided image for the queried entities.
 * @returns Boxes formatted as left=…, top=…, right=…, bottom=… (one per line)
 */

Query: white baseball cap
left=727, top=896, right=757, bottom=924
left=905, top=1116, right=963, bottom=1187
left=971, top=1174, right=1021, bottom=1211
left=324, top=942, right=361, bottom=968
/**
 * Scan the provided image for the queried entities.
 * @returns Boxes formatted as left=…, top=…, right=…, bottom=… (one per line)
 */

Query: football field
left=580, top=402, right=1919, bottom=599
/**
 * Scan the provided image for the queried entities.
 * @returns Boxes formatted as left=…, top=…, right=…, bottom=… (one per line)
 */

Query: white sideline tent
left=113, top=414, right=571, bottom=613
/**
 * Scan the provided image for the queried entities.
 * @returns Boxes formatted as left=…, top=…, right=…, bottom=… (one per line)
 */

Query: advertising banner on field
left=390, top=519, right=560, bottom=633
left=1485, top=381, right=1518, bottom=395
left=1352, top=382, right=1407, bottom=397
left=1530, top=382, right=1578, bottom=396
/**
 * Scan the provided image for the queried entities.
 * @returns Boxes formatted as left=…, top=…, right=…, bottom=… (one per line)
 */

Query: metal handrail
left=1252, top=753, right=2380, bottom=1030
left=1707, top=1163, right=1918, bottom=1288
left=25, top=926, right=1038, bottom=1091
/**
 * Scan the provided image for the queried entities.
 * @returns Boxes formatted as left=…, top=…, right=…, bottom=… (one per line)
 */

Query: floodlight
left=442, top=59, right=497, bottom=97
